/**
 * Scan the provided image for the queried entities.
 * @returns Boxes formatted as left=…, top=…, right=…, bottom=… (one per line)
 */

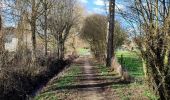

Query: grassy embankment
left=98, top=50, right=158, bottom=100
left=34, top=65, right=81, bottom=100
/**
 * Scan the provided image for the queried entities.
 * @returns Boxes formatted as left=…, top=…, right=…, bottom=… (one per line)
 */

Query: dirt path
left=35, top=57, right=137, bottom=100
left=77, top=58, right=105, bottom=100
left=52, top=57, right=121, bottom=100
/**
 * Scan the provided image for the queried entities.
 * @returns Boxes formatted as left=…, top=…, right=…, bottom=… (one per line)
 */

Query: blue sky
left=78, top=0, right=130, bottom=28
left=78, top=0, right=126, bottom=15
left=78, top=0, right=139, bottom=37
left=1, top=0, right=130, bottom=28
left=79, top=0, right=107, bottom=14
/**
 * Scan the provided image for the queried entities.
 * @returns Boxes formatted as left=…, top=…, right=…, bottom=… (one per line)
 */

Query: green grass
left=34, top=92, right=58, bottom=100
left=77, top=48, right=90, bottom=55
left=116, top=51, right=158, bottom=99
left=144, top=90, right=159, bottom=100
left=97, top=52, right=149, bottom=99
left=97, top=50, right=158, bottom=100
left=98, top=50, right=144, bottom=78
left=56, top=66, right=80, bottom=87
left=116, top=50, right=144, bottom=78
left=34, top=65, right=81, bottom=100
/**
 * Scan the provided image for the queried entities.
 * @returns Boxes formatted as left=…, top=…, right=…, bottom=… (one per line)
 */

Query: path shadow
left=47, top=74, right=120, bottom=86
left=42, top=79, right=130, bottom=93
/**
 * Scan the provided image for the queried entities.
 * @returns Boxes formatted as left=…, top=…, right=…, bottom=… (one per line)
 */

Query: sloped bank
left=0, top=58, right=72, bottom=100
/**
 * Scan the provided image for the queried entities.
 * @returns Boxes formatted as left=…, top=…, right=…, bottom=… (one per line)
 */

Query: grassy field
left=116, top=50, right=144, bottom=78
left=98, top=50, right=144, bottom=78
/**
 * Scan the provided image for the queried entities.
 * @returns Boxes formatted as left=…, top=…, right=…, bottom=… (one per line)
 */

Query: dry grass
left=0, top=48, right=70, bottom=100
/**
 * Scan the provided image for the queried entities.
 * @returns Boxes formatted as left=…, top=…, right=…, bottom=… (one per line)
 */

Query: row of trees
left=0, top=1, right=83, bottom=99
left=1, top=0, right=82, bottom=60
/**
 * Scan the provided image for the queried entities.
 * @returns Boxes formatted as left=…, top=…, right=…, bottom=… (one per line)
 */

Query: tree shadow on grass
left=42, top=75, right=130, bottom=93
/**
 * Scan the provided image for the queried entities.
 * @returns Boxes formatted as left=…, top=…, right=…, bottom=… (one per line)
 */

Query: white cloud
left=94, top=0, right=105, bottom=6
left=87, top=7, right=106, bottom=15
left=79, top=0, right=88, bottom=4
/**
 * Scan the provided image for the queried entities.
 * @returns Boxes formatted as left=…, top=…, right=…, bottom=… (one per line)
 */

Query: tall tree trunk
left=0, top=15, right=4, bottom=52
left=44, top=0, right=48, bottom=56
left=106, top=0, right=115, bottom=67
left=31, top=0, right=37, bottom=59
left=57, top=34, right=60, bottom=59
left=61, top=42, right=64, bottom=59
left=58, top=33, right=63, bottom=60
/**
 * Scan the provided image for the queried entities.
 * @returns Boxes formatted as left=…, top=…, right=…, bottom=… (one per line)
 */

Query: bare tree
left=48, top=0, right=80, bottom=59
left=43, top=0, right=48, bottom=56
left=121, top=0, right=170, bottom=99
